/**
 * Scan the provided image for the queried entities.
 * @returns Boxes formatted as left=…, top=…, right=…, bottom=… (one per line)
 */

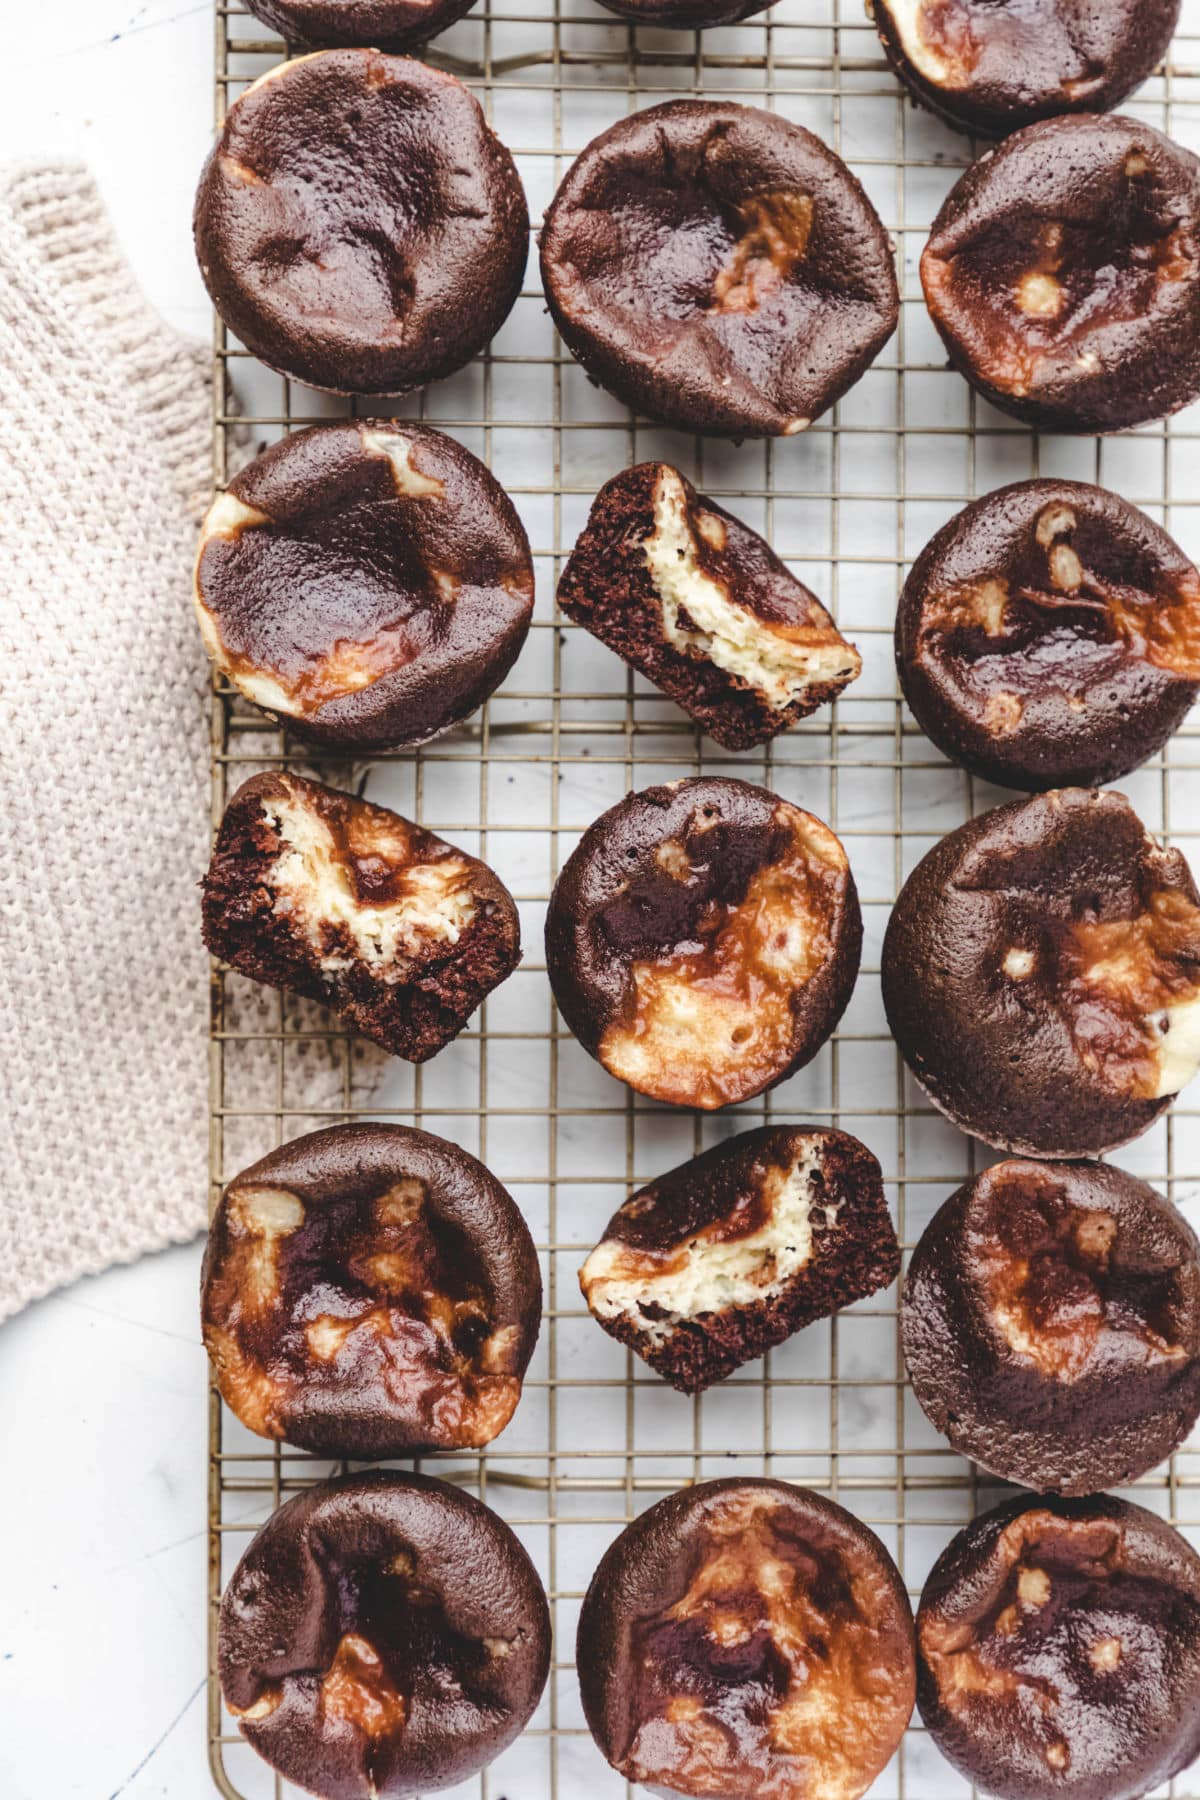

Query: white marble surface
left=2, top=7, right=215, bottom=1796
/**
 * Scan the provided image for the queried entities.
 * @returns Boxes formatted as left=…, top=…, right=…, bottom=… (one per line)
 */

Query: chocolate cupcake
left=540, top=102, right=898, bottom=439
left=202, top=772, right=521, bottom=1061
left=558, top=462, right=861, bottom=751
left=921, top=114, right=1200, bottom=433
left=220, top=1471, right=551, bottom=1799
left=881, top=788, right=1200, bottom=1157
left=873, top=0, right=1180, bottom=140
left=578, top=1478, right=915, bottom=1800
left=194, top=52, right=528, bottom=396
left=917, top=1494, right=1200, bottom=1800
left=195, top=423, right=533, bottom=751
left=202, top=1123, right=541, bottom=1458
left=546, top=777, right=861, bottom=1110
left=593, top=0, right=774, bottom=24
left=581, top=1126, right=898, bottom=1392
left=239, top=0, right=476, bottom=51
left=903, top=1157, right=1200, bottom=1495
left=896, top=479, right=1200, bottom=790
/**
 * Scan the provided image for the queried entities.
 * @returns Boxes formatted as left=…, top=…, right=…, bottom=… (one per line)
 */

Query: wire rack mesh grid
left=207, top=0, right=1200, bottom=1793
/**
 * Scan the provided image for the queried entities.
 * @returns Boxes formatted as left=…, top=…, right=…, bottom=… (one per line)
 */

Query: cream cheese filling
left=360, top=428, right=444, bottom=498
left=1148, top=993, right=1200, bottom=1098
left=581, top=1146, right=838, bottom=1347
left=883, top=0, right=964, bottom=87
left=644, top=468, right=858, bottom=710
left=193, top=492, right=286, bottom=705
left=264, top=795, right=476, bottom=981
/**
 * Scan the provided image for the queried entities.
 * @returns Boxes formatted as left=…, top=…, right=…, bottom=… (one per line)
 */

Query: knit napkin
left=0, top=163, right=374, bottom=1322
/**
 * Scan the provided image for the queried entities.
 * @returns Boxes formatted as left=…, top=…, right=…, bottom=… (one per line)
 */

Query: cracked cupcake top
left=219, top=1471, right=551, bottom=1800
left=873, top=0, right=1180, bottom=138
left=578, top=1479, right=915, bottom=1800
left=903, top=1156, right=1200, bottom=1493
left=540, top=101, right=898, bottom=438
left=237, top=0, right=479, bottom=51
left=882, top=787, right=1200, bottom=1157
left=202, top=1122, right=541, bottom=1459
left=194, top=51, right=528, bottom=395
left=896, top=478, right=1200, bottom=790
left=546, top=777, right=861, bottom=1109
left=921, top=114, right=1200, bottom=432
left=195, top=422, right=533, bottom=750
left=918, top=1494, right=1200, bottom=1800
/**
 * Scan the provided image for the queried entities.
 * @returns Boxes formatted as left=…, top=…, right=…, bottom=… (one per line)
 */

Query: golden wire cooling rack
left=206, top=1, right=1200, bottom=1793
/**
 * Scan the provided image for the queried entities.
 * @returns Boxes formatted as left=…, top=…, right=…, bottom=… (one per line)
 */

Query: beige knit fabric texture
left=0, top=163, right=378, bottom=1322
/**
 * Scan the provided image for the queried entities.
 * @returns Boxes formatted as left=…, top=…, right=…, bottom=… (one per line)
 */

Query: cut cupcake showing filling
left=580, top=1125, right=898, bottom=1391
left=558, top=463, right=860, bottom=751
left=201, top=771, right=521, bottom=1061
